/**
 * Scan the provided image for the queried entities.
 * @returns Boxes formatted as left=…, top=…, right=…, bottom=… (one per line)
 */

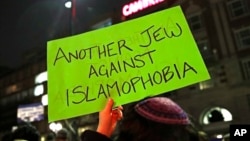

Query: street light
left=49, top=122, right=63, bottom=133
left=41, top=94, right=48, bottom=106
left=64, top=0, right=76, bottom=34
left=65, top=1, right=72, bottom=8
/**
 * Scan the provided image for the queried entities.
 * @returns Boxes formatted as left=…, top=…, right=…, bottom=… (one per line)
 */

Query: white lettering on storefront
left=122, top=0, right=165, bottom=16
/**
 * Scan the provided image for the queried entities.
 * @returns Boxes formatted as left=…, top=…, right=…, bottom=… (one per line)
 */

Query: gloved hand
left=97, top=98, right=123, bottom=137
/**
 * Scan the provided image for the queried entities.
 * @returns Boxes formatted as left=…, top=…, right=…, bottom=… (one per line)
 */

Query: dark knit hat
left=56, top=128, right=70, bottom=140
left=134, top=97, right=190, bottom=125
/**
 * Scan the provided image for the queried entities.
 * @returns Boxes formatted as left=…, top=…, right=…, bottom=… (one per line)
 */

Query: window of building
left=41, top=94, right=48, bottom=106
left=197, top=40, right=214, bottom=60
left=241, top=58, right=250, bottom=80
left=28, top=87, right=34, bottom=97
left=201, top=107, right=233, bottom=125
left=217, top=65, right=228, bottom=84
left=21, top=91, right=28, bottom=99
left=34, top=84, right=44, bottom=96
left=199, top=79, right=214, bottom=90
left=235, top=26, right=250, bottom=50
left=16, top=92, right=21, bottom=101
left=199, top=68, right=215, bottom=90
left=227, top=0, right=250, bottom=18
left=5, top=84, right=19, bottom=94
left=187, top=13, right=203, bottom=31
left=35, top=71, right=47, bottom=84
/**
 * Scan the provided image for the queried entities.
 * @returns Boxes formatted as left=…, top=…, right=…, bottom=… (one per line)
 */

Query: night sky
left=1, top=0, right=66, bottom=68
left=0, top=0, right=119, bottom=68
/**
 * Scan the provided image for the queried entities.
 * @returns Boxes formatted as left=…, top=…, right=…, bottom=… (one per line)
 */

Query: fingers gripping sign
left=97, top=98, right=123, bottom=137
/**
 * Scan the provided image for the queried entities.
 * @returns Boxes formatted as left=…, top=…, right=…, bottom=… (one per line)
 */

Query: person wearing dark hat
left=46, top=131, right=56, bottom=141
left=12, top=124, right=40, bottom=141
left=56, top=128, right=71, bottom=141
left=81, top=96, right=195, bottom=141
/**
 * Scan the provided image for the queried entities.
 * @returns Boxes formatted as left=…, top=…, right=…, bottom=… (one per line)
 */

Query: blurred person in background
left=55, top=128, right=71, bottom=141
left=46, top=130, right=56, bottom=141
left=12, top=123, right=40, bottom=141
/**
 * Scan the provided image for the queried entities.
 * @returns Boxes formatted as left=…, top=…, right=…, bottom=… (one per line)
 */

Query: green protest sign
left=47, top=6, right=210, bottom=122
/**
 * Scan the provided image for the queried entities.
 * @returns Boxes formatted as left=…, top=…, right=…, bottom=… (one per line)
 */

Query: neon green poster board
left=47, top=6, right=210, bottom=122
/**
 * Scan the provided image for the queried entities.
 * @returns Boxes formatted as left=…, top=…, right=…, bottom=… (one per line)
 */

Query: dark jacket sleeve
left=81, top=130, right=112, bottom=141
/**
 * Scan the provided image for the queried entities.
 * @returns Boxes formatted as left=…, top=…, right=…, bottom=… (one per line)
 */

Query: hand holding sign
left=97, top=98, right=123, bottom=137
left=47, top=5, right=210, bottom=122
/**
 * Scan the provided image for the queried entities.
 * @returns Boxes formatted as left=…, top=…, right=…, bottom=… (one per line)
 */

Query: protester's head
left=46, top=131, right=56, bottom=141
left=12, top=124, right=40, bottom=141
left=115, top=96, right=191, bottom=141
left=134, top=96, right=190, bottom=125
left=56, top=128, right=71, bottom=141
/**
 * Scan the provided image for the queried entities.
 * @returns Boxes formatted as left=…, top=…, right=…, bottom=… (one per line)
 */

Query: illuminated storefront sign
left=122, top=0, right=165, bottom=16
left=17, top=103, right=44, bottom=123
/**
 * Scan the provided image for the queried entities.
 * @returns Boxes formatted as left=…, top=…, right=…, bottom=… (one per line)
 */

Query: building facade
left=1, top=0, right=250, bottom=140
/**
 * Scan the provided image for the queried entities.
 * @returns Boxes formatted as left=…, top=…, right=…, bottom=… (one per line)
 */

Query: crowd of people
left=1, top=96, right=227, bottom=141
left=0, top=124, right=70, bottom=141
